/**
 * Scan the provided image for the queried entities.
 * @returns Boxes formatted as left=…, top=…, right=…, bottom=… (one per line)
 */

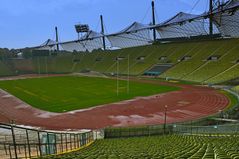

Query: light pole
left=219, top=110, right=223, bottom=118
left=164, top=105, right=168, bottom=134
left=218, top=109, right=223, bottom=126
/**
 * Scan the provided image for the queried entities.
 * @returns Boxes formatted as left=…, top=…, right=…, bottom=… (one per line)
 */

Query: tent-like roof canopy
left=155, top=12, right=209, bottom=39
left=107, top=22, right=151, bottom=49
left=223, top=0, right=239, bottom=10
left=40, top=39, right=57, bottom=46
left=161, top=12, right=200, bottom=26
left=35, top=39, right=58, bottom=51
left=30, top=0, right=239, bottom=52
left=213, top=0, right=239, bottom=37
left=60, top=30, right=103, bottom=45
left=109, top=22, right=151, bottom=36
left=60, top=30, right=103, bottom=52
left=81, top=30, right=103, bottom=39
left=199, top=0, right=239, bottom=16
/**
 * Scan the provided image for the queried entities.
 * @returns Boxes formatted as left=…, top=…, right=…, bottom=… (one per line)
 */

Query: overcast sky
left=0, top=0, right=209, bottom=49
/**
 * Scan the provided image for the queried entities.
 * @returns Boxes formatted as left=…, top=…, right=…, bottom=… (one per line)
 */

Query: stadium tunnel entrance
left=143, top=64, right=173, bottom=76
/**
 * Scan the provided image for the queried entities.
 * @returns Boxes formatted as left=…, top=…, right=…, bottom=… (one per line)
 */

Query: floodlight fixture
left=75, top=24, right=90, bottom=33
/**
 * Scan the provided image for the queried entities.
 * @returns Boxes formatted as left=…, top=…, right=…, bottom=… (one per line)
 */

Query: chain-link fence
left=0, top=123, right=94, bottom=159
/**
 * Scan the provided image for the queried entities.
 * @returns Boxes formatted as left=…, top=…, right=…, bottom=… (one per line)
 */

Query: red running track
left=0, top=78, right=229, bottom=130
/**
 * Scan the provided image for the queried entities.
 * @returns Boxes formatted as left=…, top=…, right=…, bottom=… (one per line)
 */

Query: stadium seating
left=183, top=39, right=239, bottom=83
left=1, top=38, right=239, bottom=84
left=42, top=134, right=239, bottom=159
left=206, top=64, right=239, bottom=84
left=160, top=39, right=239, bottom=84
left=232, top=86, right=239, bottom=93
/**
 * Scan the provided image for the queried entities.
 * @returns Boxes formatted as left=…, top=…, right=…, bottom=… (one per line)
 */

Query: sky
left=0, top=0, right=209, bottom=49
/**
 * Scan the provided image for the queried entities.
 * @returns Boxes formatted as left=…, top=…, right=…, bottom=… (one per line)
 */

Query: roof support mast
left=100, top=15, right=106, bottom=50
left=152, top=0, right=156, bottom=41
left=55, top=26, right=59, bottom=51
left=209, top=0, right=214, bottom=35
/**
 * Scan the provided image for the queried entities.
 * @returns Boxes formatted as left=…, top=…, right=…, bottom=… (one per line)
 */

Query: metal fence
left=104, top=123, right=239, bottom=138
left=173, top=123, right=239, bottom=134
left=0, top=123, right=94, bottom=159
left=104, top=125, right=173, bottom=138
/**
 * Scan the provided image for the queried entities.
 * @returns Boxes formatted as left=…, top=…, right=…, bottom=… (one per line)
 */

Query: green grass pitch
left=0, top=76, right=179, bottom=112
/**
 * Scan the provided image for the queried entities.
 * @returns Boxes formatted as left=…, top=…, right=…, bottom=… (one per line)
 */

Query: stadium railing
left=104, top=123, right=239, bottom=138
left=0, top=123, right=94, bottom=159
left=172, top=123, right=239, bottom=135
left=1, top=122, right=238, bottom=158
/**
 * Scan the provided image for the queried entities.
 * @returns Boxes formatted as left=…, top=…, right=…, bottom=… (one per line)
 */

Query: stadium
left=0, top=0, right=239, bottom=158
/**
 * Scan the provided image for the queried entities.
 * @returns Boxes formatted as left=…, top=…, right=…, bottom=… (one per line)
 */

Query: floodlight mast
left=209, top=0, right=214, bottom=35
left=100, top=15, right=106, bottom=51
left=75, top=24, right=90, bottom=40
left=55, top=27, right=59, bottom=51
left=152, top=0, right=156, bottom=41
